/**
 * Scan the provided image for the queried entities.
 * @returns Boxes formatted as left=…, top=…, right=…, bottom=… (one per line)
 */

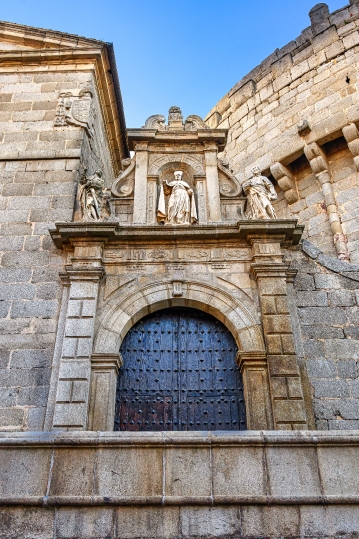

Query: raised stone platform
left=1, top=430, right=359, bottom=537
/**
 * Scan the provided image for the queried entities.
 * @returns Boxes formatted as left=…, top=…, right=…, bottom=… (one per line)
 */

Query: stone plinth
left=0, top=431, right=359, bottom=537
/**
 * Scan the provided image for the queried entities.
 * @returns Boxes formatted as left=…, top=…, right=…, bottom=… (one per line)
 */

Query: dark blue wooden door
left=115, top=307, right=246, bottom=431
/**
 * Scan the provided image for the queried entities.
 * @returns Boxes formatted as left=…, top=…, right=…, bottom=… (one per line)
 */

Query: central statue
left=157, top=171, right=198, bottom=225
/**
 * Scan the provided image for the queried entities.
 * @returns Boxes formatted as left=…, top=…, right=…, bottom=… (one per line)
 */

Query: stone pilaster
left=132, top=141, right=149, bottom=224
left=204, top=142, right=221, bottom=222
left=88, top=353, right=122, bottom=431
left=52, top=241, right=105, bottom=430
left=250, top=237, right=308, bottom=430
left=304, top=142, right=349, bottom=261
left=236, top=351, right=273, bottom=429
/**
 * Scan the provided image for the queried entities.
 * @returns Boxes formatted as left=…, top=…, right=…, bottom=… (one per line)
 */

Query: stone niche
left=110, top=107, right=245, bottom=225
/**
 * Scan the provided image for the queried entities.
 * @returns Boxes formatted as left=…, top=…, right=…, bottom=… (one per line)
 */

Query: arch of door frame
left=89, top=280, right=270, bottom=431
left=93, top=280, right=265, bottom=355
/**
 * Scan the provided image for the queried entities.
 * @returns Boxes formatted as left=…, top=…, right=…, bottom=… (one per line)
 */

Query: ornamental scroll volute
left=109, top=158, right=135, bottom=223
left=217, top=159, right=247, bottom=222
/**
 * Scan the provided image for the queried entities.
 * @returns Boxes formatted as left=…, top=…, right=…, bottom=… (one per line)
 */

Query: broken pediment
left=141, top=106, right=210, bottom=132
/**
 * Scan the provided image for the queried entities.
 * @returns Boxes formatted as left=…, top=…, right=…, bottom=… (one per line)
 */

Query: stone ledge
left=50, top=220, right=303, bottom=249
left=0, top=429, right=359, bottom=446
left=302, top=239, right=359, bottom=281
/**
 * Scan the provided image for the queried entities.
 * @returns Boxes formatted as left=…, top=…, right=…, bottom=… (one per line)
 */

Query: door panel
left=115, top=307, right=246, bottom=431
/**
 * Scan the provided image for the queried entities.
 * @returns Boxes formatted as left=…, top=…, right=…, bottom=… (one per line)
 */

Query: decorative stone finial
left=168, top=106, right=184, bottom=130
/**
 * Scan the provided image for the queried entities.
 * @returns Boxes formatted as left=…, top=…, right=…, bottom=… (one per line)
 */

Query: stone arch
left=93, top=280, right=265, bottom=355
left=148, top=153, right=204, bottom=176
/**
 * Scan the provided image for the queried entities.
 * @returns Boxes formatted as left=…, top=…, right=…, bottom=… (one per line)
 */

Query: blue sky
left=1, top=0, right=346, bottom=126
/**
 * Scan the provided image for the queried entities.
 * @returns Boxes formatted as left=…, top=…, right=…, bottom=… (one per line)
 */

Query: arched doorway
left=114, top=307, right=246, bottom=431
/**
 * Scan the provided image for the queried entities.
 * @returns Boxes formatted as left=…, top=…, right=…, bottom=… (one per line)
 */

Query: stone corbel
left=88, top=353, right=123, bottom=431
left=343, top=123, right=359, bottom=171
left=270, top=162, right=298, bottom=204
left=304, top=142, right=349, bottom=261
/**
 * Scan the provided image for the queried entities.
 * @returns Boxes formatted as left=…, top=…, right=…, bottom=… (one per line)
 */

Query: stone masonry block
left=0, top=507, right=54, bottom=539
left=1, top=251, right=49, bottom=268
left=273, top=400, right=307, bottom=424
left=266, top=446, right=320, bottom=496
left=266, top=335, right=282, bottom=354
left=94, top=447, right=163, bottom=497
left=329, top=290, right=356, bottom=306
left=263, top=314, right=292, bottom=334
left=268, top=355, right=300, bottom=376
left=303, top=340, right=325, bottom=359
left=281, top=334, right=296, bottom=354
left=180, top=506, right=242, bottom=538
left=65, top=318, right=94, bottom=338
left=260, top=296, right=276, bottom=314
left=294, top=274, right=316, bottom=291
left=307, top=359, right=337, bottom=379
left=11, top=300, right=58, bottom=319
left=11, top=348, right=53, bottom=369
left=56, top=507, right=114, bottom=539
left=296, top=291, right=328, bottom=307
left=270, top=377, right=288, bottom=398
left=312, top=26, right=340, bottom=55
left=165, top=447, right=211, bottom=498
left=287, top=377, right=304, bottom=398
left=298, top=306, right=347, bottom=325
left=324, top=339, right=359, bottom=360
left=337, top=359, right=359, bottom=380
left=242, top=506, right=300, bottom=538
left=312, top=379, right=350, bottom=398
left=116, top=507, right=180, bottom=539
left=274, top=297, right=290, bottom=314
left=52, top=402, right=87, bottom=427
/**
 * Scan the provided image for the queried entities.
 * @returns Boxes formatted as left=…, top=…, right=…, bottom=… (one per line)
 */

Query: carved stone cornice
left=236, top=351, right=267, bottom=371
left=50, top=220, right=303, bottom=249
left=91, top=353, right=123, bottom=374
left=64, top=266, right=105, bottom=282
left=237, top=220, right=304, bottom=245
left=127, top=128, right=228, bottom=152
left=249, top=262, right=290, bottom=281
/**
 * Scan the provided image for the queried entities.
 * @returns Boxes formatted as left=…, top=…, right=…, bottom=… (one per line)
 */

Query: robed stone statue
left=242, top=166, right=277, bottom=219
left=157, top=171, right=198, bottom=225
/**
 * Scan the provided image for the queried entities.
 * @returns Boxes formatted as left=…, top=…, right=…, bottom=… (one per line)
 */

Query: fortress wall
left=206, top=1, right=359, bottom=260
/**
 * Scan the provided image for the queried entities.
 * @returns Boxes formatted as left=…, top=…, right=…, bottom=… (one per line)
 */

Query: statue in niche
left=157, top=171, right=198, bottom=225
left=79, top=169, right=107, bottom=221
left=242, top=167, right=277, bottom=219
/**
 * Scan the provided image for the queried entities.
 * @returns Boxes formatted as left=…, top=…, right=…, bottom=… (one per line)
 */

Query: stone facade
left=1, top=3, right=359, bottom=538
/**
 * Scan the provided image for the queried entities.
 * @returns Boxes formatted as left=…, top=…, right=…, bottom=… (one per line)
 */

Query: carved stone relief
left=54, top=89, right=95, bottom=137
left=148, top=153, right=204, bottom=176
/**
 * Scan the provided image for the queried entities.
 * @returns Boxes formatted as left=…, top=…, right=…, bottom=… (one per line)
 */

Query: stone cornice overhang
left=0, top=46, right=130, bottom=167
left=127, top=128, right=228, bottom=151
left=50, top=219, right=304, bottom=249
